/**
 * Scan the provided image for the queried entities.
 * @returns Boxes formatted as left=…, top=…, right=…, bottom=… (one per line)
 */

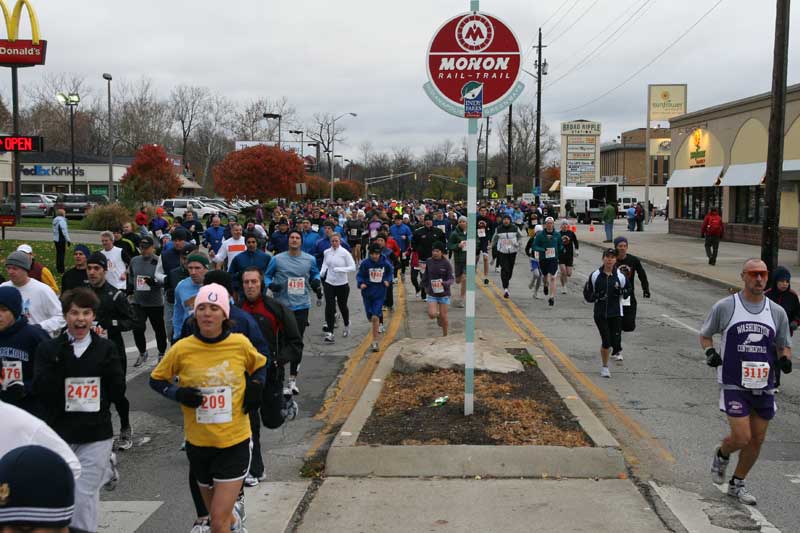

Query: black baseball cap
left=181, top=243, right=197, bottom=256
left=87, top=252, right=108, bottom=270
left=139, top=236, right=155, bottom=248
left=602, top=248, right=617, bottom=257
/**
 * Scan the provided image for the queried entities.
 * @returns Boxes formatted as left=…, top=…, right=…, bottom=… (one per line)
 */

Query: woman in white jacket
left=320, top=233, right=356, bottom=343
left=490, top=214, right=525, bottom=299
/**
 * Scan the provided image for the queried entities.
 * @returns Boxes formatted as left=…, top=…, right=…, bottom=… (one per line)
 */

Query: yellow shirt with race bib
left=151, top=333, right=266, bottom=448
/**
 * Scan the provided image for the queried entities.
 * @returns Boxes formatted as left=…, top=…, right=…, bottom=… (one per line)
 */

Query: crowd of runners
left=0, top=196, right=794, bottom=531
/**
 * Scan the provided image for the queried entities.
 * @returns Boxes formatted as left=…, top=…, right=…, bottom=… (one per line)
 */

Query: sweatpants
left=164, top=301, right=175, bottom=343
left=497, top=252, right=517, bottom=289
left=323, top=282, right=350, bottom=332
left=132, top=304, right=168, bottom=355
left=291, top=308, right=309, bottom=376
left=70, top=439, right=114, bottom=533
left=411, top=267, right=426, bottom=299
left=594, top=315, right=622, bottom=353
left=108, top=332, right=130, bottom=431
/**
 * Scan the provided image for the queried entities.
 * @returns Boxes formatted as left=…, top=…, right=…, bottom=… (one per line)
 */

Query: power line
left=541, top=0, right=573, bottom=30
left=544, top=0, right=652, bottom=90
left=554, top=0, right=724, bottom=114
left=548, top=0, right=601, bottom=46
left=544, top=0, right=581, bottom=37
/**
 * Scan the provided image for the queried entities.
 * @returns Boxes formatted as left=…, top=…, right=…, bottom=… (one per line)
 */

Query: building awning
left=180, top=176, right=202, bottom=189
left=666, top=166, right=723, bottom=188
left=720, top=162, right=765, bottom=187
left=549, top=180, right=560, bottom=192
left=782, top=159, right=800, bottom=181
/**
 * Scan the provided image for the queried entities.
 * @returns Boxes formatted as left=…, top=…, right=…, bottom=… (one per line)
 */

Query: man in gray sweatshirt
left=128, top=236, right=167, bottom=366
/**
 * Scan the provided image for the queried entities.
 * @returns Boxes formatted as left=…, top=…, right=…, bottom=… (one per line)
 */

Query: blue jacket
left=173, top=277, right=202, bottom=341
left=301, top=230, right=322, bottom=255
left=229, top=249, right=272, bottom=294
left=203, top=226, right=225, bottom=253
left=263, top=252, right=321, bottom=311
left=0, top=316, right=49, bottom=401
left=269, top=230, right=289, bottom=254
left=357, top=255, right=394, bottom=301
left=389, top=223, right=413, bottom=252
left=52, top=215, right=70, bottom=243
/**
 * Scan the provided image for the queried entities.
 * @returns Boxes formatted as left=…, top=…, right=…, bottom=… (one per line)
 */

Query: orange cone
left=589, top=222, right=595, bottom=232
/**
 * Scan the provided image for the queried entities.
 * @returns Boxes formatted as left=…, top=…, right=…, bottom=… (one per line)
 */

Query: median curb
left=582, top=239, right=739, bottom=292
left=325, top=338, right=626, bottom=479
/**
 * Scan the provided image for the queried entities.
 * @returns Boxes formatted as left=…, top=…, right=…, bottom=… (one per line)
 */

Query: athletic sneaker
left=116, top=427, right=133, bottom=451
left=504, top=289, right=509, bottom=299
left=282, top=398, right=299, bottom=421
left=728, top=479, right=757, bottom=505
left=343, top=326, right=350, bottom=338
left=371, top=342, right=379, bottom=352
left=711, top=446, right=730, bottom=484
left=103, top=452, right=119, bottom=491
left=495, top=266, right=501, bottom=273
left=244, top=475, right=259, bottom=487
left=612, top=353, right=624, bottom=361
left=322, top=324, right=332, bottom=333
left=378, top=323, right=385, bottom=334
left=190, top=518, right=210, bottom=533
left=600, top=366, right=611, bottom=378
left=288, top=379, right=299, bottom=395
left=560, top=287, right=568, bottom=294
left=548, top=298, right=554, bottom=307
left=235, top=492, right=246, bottom=522
left=533, top=290, right=540, bottom=299
left=324, top=333, right=335, bottom=343
left=133, top=352, right=148, bottom=367
left=483, top=278, right=489, bottom=285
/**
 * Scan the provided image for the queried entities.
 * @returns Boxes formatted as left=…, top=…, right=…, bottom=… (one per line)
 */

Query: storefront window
left=44, top=184, right=70, bottom=194
left=734, top=186, right=764, bottom=224
left=677, top=187, right=722, bottom=220
left=21, top=184, right=42, bottom=193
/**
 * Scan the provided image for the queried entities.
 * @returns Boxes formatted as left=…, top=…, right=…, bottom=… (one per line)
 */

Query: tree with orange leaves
left=213, top=145, right=304, bottom=200
left=120, top=144, right=182, bottom=205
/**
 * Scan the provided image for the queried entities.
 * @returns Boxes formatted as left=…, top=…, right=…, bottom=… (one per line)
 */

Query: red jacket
left=702, top=212, right=724, bottom=238
left=386, top=237, right=402, bottom=259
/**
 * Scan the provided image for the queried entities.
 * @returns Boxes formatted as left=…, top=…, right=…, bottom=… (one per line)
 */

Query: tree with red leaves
left=213, top=145, right=304, bottom=201
left=333, top=180, right=364, bottom=201
left=120, top=144, right=182, bottom=205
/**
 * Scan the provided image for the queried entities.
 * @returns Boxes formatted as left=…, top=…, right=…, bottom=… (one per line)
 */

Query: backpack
left=260, top=361, right=287, bottom=429
left=583, top=270, right=598, bottom=303
left=706, top=215, right=723, bottom=237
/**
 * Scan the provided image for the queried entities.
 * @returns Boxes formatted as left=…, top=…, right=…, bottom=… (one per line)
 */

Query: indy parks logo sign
left=424, top=11, right=523, bottom=119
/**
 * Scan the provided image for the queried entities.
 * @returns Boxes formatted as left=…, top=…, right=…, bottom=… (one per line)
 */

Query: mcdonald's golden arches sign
left=0, top=0, right=45, bottom=67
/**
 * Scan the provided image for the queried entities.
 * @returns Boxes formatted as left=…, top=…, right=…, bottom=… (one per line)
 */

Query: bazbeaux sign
left=0, top=0, right=46, bottom=67
left=424, top=11, right=523, bottom=118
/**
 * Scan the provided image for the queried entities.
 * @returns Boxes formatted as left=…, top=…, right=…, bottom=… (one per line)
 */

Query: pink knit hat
left=193, top=283, right=230, bottom=318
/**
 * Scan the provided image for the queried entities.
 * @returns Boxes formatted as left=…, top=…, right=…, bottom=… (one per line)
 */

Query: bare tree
left=306, top=112, right=349, bottom=178
left=189, top=93, right=234, bottom=188
left=231, top=97, right=297, bottom=143
left=170, top=84, right=209, bottom=170
left=113, top=77, right=174, bottom=152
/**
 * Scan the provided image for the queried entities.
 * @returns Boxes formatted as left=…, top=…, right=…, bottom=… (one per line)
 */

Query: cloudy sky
left=1, top=0, right=798, bottom=159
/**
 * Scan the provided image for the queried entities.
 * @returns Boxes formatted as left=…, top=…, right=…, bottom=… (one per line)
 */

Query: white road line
left=662, top=314, right=701, bottom=334
left=714, top=483, right=781, bottom=533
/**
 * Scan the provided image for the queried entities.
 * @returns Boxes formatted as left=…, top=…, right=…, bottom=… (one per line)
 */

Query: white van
left=617, top=196, right=639, bottom=217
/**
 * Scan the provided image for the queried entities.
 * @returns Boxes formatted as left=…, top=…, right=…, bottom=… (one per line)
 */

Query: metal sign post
left=424, top=0, right=522, bottom=415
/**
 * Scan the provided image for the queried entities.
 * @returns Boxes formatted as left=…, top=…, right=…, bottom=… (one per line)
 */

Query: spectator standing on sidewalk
left=626, top=205, right=636, bottom=231
left=702, top=207, right=724, bottom=265
left=635, top=203, right=645, bottom=232
left=601, top=201, right=616, bottom=243
left=765, top=266, right=800, bottom=391
left=52, top=209, right=71, bottom=274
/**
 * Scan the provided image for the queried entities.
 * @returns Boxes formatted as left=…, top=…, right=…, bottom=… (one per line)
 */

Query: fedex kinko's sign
left=424, top=11, right=523, bottom=118
left=0, top=0, right=47, bottom=67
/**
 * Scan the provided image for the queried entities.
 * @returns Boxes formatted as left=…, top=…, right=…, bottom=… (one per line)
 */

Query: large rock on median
left=393, top=332, right=524, bottom=374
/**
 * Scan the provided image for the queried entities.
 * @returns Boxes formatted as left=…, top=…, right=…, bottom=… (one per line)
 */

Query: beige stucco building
left=667, top=83, right=800, bottom=249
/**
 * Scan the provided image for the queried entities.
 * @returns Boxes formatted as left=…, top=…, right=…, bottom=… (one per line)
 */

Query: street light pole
left=329, top=112, right=357, bottom=202
left=534, top=27, right=547, bottom=200
left=103, top=73, right=113, bottom=200
left=263, top=113, right=282, bottom=148
left=289, top=130, right=304, bottom=157
left=58, top=92, right=80, bottom=193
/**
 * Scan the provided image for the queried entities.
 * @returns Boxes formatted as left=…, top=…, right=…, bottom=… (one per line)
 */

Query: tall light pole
left=289, top=129, right=304, bottom=157
left=334, top=154, right=343, bottom=184
left=330, top=112, right=357, bottom=202
left=534, top=28, right=548, bottom=199
left=263, top=113, right=281, bottom=148
left=57, top=92, right=80, bottom=193
left=307, top=142, right=321, bottom=172
left=103, top=73, right=113, bottom=200
left=344, top=158, right=353, bottom=180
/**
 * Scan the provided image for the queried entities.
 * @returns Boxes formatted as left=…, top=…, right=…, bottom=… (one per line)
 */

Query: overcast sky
left=1, top=0, right=798, bottom=159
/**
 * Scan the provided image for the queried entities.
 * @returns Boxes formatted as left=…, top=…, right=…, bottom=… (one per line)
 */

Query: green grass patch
left=17, top=217, right=90, bottom=230
left=0, top=239, right=94, bottom=276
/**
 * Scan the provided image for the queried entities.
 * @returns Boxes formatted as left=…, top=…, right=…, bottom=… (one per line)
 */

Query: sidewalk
left=287, top=278, right=669, bottom=533
left=575, top=218, right=799, bottom=289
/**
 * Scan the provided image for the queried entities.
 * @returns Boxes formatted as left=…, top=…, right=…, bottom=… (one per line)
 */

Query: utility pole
left=484, top=117, right=490, bottom=197
left=762, top=0, right=791, bottom=272
left=507, top=104, right=512, bottom=198
left=534, top=27, right=546, bottom=202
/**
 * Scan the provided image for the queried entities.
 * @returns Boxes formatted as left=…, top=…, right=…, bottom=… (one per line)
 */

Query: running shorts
left=558, top=255, right=574, bottom=267
left=719, top=389, right=776, bottom=420
left=427, top=295, right=450, bottom=305
left=454, top=262, right=466, bottom=278
left=539, top=259, right=558, bottom=276
left=362, top=295, right=385, bottom=320
left=186, top=438, right=252, bottom=487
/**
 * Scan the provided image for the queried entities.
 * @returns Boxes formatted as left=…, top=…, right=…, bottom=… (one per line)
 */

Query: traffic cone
left=589, top=222, right=595, bottom=232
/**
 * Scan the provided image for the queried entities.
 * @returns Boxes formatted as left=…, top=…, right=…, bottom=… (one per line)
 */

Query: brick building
left=600, top=128, right=671, bottom=186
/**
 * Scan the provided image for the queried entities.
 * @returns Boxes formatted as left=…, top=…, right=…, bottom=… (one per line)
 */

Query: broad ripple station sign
left=424, top=11, right=523, bottom=119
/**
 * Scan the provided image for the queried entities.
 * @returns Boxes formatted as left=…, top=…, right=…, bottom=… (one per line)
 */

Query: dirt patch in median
left=358, top=357, right=592, bottom=447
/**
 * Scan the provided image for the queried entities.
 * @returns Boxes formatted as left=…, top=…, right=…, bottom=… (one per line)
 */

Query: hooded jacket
left=766, top=266, right=800, bottom=332
left=0, top=317, right=50, bottom=408
left=491, top=223, right=524, bottom=254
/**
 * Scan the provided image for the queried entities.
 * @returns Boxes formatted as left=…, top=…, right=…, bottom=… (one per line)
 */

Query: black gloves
left=144, top=276, right=157, bottom=287
left=309, top=278, right=321, bottom=291
left=268, top=282, right=282, bottom=293
left=175, top=387, right=204, bottom=408
left=778, top=356, right=792, bottom=374
left=2, top=383, right=25, bottom=402
left=243, top=378, right=264, bottom=413
left=643, top=290, right=651, bottom=298
left=314, top=287, right=324, bottom=300
left=705, top=347, right=722, bottom=367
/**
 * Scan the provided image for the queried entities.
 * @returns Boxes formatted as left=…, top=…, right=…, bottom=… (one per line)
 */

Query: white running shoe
left=533, top=289, right=540, bottom=299
left=503, top=289, right=509, bottom=299
left=600, top=367, right=611, bottom=378
left=611, top=353, right=624, bottom=361
left=190, top=518, right=210, bottom=533
left=378, top=323, right=385, bottom=334
left=727, top=479, right=757, bottom=505
left=343, top=326, right=350, bottom=337
left=371, top=342, right=380, bottom=353
left=560, top=287, right=568, bottom=294
left=711, top=446, right=730, bottom=485
left=495, top=266, right=501, bottom=273
left=324, top=333, right=335, bottom=343
left=244, top=475, right=259, bottom=487
left=288, top=379, right=299, bottom=395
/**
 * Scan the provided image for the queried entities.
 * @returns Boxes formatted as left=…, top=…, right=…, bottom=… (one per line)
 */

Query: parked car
left=55, top=193, right=91, bottom=218
left=160, top=198, right=220, bottom=223
left=1, top=193, right=55, bottom=217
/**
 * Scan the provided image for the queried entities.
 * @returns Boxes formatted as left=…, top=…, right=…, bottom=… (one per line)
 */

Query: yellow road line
left=487, top=280, right=676, bottom=464
left=305, top=280, right=407, bottom=459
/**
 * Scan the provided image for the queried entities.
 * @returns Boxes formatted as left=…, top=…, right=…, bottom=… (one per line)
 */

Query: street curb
left=582, top=240, right=739, bottom=292
left=325, top=339, right=626, bottom=479
left=7, top=226, right=101, bottom=235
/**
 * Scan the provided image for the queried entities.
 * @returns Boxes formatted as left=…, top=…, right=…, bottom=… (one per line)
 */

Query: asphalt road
left=493, top=247, right=799, bottom=532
